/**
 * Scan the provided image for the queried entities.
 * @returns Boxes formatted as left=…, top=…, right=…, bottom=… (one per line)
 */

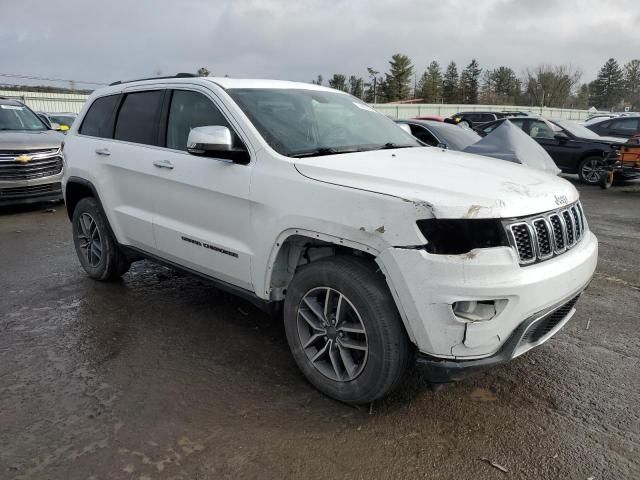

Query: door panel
left=151, top=88, right=254, bottom=290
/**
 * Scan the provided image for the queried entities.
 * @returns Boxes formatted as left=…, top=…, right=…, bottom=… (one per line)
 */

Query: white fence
left=1, top=88, right=591, bottom=121
left=371, top=103, right=591, bottom=121
left=0, top=89, right=89, bottom=113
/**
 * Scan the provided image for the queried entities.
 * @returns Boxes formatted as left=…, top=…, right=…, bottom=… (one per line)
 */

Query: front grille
left=0, top=149, right=63, bottom=181
left=0, top=182, right=61, bottom=199
left=507, top=201, right=586, bottom=265
left=520, top=295, right=580, bottom=345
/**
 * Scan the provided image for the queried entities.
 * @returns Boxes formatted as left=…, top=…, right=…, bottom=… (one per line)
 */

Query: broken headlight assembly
left=417, top=219, right=509, bottom=254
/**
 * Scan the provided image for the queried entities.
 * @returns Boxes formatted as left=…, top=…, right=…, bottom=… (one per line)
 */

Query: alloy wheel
left=581, top=158, right=605, bottom=183
left=296, top=287, right=368, bottom=382
left=77, top=213, right=103, bottom=267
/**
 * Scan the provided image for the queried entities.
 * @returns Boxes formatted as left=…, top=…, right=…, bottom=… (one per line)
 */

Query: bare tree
left=523, top=64, right=582, bottom=108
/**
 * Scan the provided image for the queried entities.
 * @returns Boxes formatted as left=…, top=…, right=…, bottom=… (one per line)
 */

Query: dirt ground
left=1, top=179, right=638, bottom=480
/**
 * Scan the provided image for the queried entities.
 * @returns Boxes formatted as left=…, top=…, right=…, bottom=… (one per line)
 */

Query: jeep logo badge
left=555, top=194, right=569, bottom=206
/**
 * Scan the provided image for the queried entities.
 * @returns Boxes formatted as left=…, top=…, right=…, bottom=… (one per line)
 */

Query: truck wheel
left=72, top=197, right=130, bottom=281
left=578, top=156, right=606, bottom=185
left=283, top=256, right=412, bottom=404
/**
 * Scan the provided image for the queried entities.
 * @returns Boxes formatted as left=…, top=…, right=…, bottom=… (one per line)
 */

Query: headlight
left=417, top=219, right=509, bottom=254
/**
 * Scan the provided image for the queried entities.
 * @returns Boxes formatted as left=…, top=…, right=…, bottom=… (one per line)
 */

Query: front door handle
left=153, top=160, right=174, bottom=170
left=95, top=148, right=111, bottom=156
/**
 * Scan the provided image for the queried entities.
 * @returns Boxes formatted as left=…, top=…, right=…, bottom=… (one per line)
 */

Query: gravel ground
left=0, top=179, right=638, bottom=480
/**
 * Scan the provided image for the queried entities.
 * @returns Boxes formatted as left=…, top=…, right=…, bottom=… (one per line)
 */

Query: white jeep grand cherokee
left=62, top=75, right=598, bottom=403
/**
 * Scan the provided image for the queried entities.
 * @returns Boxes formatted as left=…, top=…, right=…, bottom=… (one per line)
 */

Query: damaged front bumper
left=415, top=287, right=585, bottom=382
left=377, top=230, right=598, bottom=366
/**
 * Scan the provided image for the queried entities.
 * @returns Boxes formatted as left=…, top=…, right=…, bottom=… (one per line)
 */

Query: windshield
left=429, top=123, right=480, bottom=150
left=552, top=119, right=603, bottom=139
left=0, top=104, right=47, bottom=131
left=227, top=88, right=420, bottom=157
left=49, top=115, right=76, bottom=127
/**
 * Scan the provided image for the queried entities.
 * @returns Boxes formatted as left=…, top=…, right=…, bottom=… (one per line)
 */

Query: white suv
left=62, top=75, right=598, bottom=403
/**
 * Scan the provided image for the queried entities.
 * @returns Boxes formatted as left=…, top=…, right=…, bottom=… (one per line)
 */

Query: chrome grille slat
left=506, top=201, right=586, bottom=266
left=0, top=149, right=62, bottom=181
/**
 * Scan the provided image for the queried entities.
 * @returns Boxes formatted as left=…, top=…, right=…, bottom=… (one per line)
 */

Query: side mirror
left=398, top=123, right=412, bottom=135
left=187, top=126, right=249, bottom=164
left=59, top=124, right=70, bottom=133
left=554, top=132, right=569, bottom=141
left=50, top=122, right=61, bottom=131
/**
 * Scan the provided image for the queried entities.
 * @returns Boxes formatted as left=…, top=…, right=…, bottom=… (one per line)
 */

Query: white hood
left=294, top=147, right=579, bottom=219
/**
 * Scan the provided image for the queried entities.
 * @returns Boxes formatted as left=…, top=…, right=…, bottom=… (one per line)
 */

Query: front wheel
left=578, top=156, right=606, bottom=185
left=72, top=197, right=130, bottom=281
left=283, top=256, right=412, bottom=404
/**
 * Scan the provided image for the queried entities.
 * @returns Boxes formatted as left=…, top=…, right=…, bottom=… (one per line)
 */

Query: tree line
left=311, top=54, right=640, bottom=111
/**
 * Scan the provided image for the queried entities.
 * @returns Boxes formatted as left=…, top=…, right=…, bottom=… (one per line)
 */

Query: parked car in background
left=476, top=117, right=628, bottom=184
left=412, top=114, right=445, bottom=122
left=36, top=112, right=77, bottom=133
left=396, top=119, right=481, bottom=150
left=0, top=98, right=64, bottom=206
left=398, top=118, right=559, bottom=174
left=449, top=111, right=528, bottom=129
left=62, top=75, right=597, bottom=403
left=586, top=116, right=640, bottom=139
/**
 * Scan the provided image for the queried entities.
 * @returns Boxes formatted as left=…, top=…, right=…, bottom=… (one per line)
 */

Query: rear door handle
left=95, top=148, right=111, bottom=156
left=153, top=159, right=174, bottom=170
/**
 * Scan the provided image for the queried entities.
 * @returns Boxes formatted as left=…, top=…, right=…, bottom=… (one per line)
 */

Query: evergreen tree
left=310, top=74, right=323, bottom=85
left=418, top=61, right=443, bottom=103
left=383, top=54, right=414, bottom=102
left=328, top=74, right=348, bottom=91
left=591, top=58, right=624, bottom=109
left=348, top=76, right=365, bottom=99
left=442, top=62, right=459, bottom=103
left=460, top=59, right=482, bottom=104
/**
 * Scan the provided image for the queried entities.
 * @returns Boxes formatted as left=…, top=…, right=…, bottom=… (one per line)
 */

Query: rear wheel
left=72, top=197, right=130, bottom=281
left=578, top=156, right=606, bottom=185
left=283, top=256, right=412, bottom=404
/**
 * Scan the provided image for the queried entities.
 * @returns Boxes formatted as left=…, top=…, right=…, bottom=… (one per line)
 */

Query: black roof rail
left=109, top=72, right=197, bottom=87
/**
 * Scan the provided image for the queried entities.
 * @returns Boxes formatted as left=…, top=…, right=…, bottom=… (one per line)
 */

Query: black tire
left=72, top=197, right=130, bottom=281
left=283, top=256, right=412, bottom=404
left=578, top=156, right=606, bottom=185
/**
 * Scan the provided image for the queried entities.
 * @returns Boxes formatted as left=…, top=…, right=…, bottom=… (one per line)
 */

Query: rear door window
left=480, top=113, right=496, bottom=122
left=166, top=90, right=230, bottom=151
left=408, top=124, right=438, bottom=146
left=79, top=94, right=120, bottom=138
left=114, top=90, right=164, bottom=145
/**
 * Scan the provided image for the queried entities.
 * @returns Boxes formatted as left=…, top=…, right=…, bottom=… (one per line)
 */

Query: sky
left=1, top=0, right=639, bottom=90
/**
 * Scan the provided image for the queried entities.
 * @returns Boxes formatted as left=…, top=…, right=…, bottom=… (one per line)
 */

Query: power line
left=0, top=73, right=107, bottom=86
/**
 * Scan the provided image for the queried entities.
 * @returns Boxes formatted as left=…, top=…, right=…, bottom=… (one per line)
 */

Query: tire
left=578, top=156, right=606, bottom=185
left=599, top=170, right=614, bottom=189
left=283, top=256, right=412, bottom=404
left=72, top=197, right=130, bottom=281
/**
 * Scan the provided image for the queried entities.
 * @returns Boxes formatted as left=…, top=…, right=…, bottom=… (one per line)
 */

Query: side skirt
left=121, top=245, right=279, bottom=315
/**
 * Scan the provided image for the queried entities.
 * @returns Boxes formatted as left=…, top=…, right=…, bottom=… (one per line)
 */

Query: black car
left=449, top=111, right=528, bottom=129
left=396, top=119, right=481, bottom=150
left=586, top=116, right=640, bottom=139
left=476, top=117, right=628, bottom=184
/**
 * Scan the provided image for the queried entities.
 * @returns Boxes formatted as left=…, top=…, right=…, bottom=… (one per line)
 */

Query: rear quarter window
left=79, top=94, right=120, bottom=138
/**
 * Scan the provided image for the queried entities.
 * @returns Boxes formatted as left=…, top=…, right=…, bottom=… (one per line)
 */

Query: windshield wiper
left=290, top=147, right=362, bottom=158
left=374, top=142, right=417, bottom=150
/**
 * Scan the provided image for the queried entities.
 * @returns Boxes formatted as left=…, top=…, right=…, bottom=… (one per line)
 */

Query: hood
left=463, top=120, right=561, bottom=175
left=294, top=147, right=579, bottom=219
left=579, top=135, right=624, bottom=145
left=0, top=130, right=64, bottom=151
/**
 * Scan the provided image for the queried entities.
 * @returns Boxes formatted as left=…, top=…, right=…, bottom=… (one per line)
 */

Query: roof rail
left=109, top=72, right=197, bottom=87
